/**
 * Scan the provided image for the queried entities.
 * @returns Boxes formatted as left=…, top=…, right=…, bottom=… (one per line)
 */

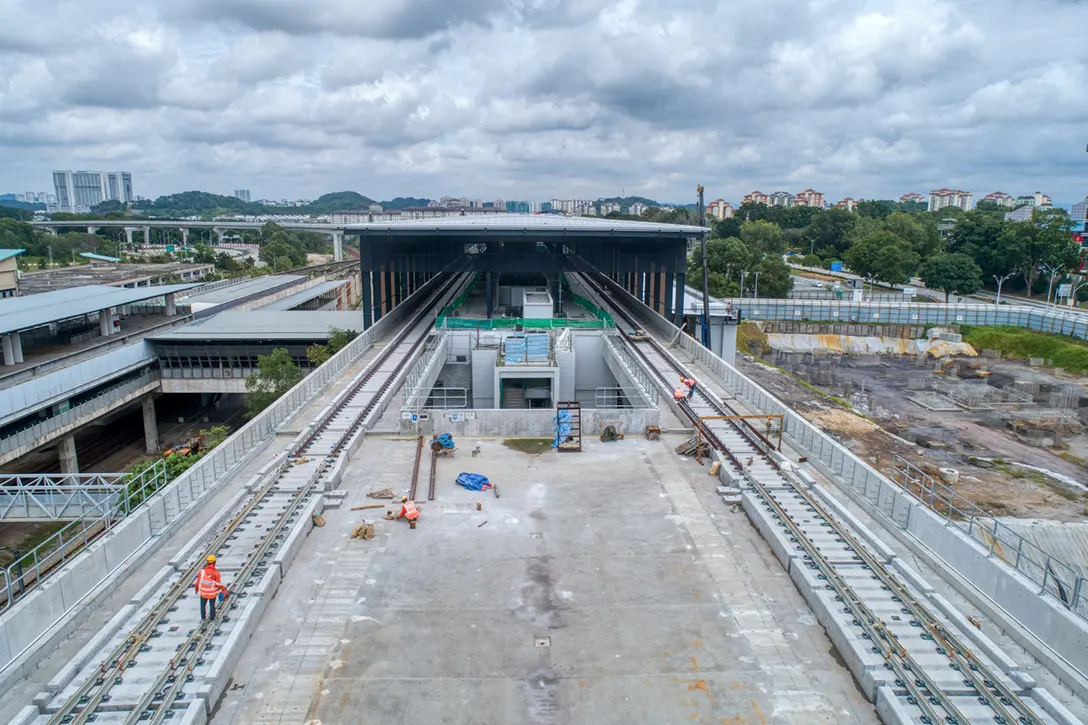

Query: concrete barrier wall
left=669, top=318, right=1088, bottom=688
left=0, top=270, right=461, bottom=693
left=403, top=408, right=660, bottom=438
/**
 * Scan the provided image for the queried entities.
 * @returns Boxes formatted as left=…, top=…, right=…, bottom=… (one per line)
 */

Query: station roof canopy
left=351, top=213, right=710, bottom=237
left=0, top=249, right=26, bottom=263
left=79, top=252, right=121, bottom=263
left=257, top=280, right=347, bottom=311
left=148, top=310, right=362, bottom=343
left=0, top=283, right=201, bottom=336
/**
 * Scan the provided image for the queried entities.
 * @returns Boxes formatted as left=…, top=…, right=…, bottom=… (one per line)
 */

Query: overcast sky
left=1, top=0, right=1086, bottom=206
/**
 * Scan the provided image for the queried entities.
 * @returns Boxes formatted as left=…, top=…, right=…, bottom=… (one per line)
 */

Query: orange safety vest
left=195, top=566, right=222, bottom=599
left=402, top=500, right=420, bottom=521
left=684, top=378, right=697, bottom=389
left=673, top=386, right=687, bottom=400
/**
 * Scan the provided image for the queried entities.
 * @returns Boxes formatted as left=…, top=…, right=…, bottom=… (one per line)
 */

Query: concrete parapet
left=272, top=496, right=322, bottom=576
left=401, top=408, right=660, bottom=439
left=46, top=602, right=138, bottom=695
left=810, top=485, right=896, bottom=564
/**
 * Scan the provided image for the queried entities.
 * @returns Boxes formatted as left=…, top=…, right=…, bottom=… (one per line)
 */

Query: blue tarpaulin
left=456, top=472, right=492, bottom=491
left=436, top=433, right=455, bottom=449
left=553, top=409, right=571, bottom=448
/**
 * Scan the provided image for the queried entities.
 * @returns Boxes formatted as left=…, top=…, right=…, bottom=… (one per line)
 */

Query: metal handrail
left=890, top=456, right=1086, bottom=617
left=0, top=460, right=166, bottom=613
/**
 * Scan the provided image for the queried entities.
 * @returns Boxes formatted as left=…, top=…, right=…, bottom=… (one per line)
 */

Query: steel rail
left=572, top=268, right=1046, bottom=725
left=45, top=270, right=469, bottom=725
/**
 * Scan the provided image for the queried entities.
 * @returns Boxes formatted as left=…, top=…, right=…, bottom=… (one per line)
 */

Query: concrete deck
left=213, top=436, right=876, bottom=724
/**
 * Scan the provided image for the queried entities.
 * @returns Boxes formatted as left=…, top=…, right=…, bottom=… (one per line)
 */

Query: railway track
left=571, top=269, right=1058, bottom=725
left=34, top=270, right=470, bottom=725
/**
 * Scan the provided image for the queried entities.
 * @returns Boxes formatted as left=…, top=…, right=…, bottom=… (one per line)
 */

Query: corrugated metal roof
left=356, top=213, right=709, bottom=235
left=79, top=252, right=120, bottom=263
left=148, top=310, right=362, bottom=342
left=0, top=249, right=26, bottom=263
left=257, top=280, right=347, bottom=311
left=180, top=275, right=305, bottom=305
left=0, top=283, right=202, bottom=336
left=996, top=518, right=1088, bottom=579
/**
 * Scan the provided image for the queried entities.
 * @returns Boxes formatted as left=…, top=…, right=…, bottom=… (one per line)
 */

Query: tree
left=327, top=327, right=359, bottom=354
left=802, top=207, right=856, bottom=259
left=882, top=212, right=936, bottom=258
left=918, top=253, right=983, bottom=302
left=947, top=212, right=1009, bottom=278
left=306, top=343, right=331, bottom=367
left=201, top=425, right=230, bottom=449
left=998, top=209, right=1080, bottom=297
left=245, top=348, right=304, bottom=417
left=856, top=200, right=899, bottom=219
left=844, top=232, right=920, bottom=286
left=739, top=220, right=786, bottom=255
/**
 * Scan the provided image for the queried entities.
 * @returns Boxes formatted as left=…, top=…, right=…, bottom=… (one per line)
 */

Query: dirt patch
left=503, top=438, right=554, bottom=455
left=739, top=357, right=1088, bottom=521
left=805, top=409, right=881, bottom=437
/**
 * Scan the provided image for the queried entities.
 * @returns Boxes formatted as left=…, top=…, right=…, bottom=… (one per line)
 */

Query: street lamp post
left=753, top=271, right=761, bottom=299
left=993, top=273, right=1013, bottom=307
left=1041, top=264, right=1064, bottom=307
left=740, top=270, right=747, bottom=299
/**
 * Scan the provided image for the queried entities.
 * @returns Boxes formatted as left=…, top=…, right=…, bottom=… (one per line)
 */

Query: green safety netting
left=438, top=273, right=478, bottom=317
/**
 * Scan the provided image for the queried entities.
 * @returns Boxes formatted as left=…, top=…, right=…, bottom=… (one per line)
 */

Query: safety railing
left=889, top=456, right=1086, bottom=617
left=0, top=461, right=166, bottom=613
left=423, top=387, right=468, bottom=409
left=0, top=473, right=130, bottom=522
left=602, top=331, right=659, bottom=407
left=437, top=317, right=608, bottom=330
left=0, top=370, right=160, bottom=458
left=592, top=387, right=646, bottom=409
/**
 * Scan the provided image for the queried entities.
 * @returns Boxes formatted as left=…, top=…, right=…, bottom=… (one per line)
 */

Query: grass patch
left=1059, top=451, right=1088, bottom=469
left=736, top=322, right=767, bottom=355
left=503, top=438, right=553, bottom=455
left=960, top=325, right=1088, bottom=375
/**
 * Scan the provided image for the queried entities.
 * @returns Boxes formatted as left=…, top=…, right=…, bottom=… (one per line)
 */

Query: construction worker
left=683, top=376, right=697, bottom=400
left=397, top=496, right=420, bottom=523
left=194, top=555, right=228, bottom=622
left=673, top=385, right=687, bottom=400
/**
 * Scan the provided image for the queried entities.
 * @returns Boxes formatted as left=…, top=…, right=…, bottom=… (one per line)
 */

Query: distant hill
left=128, top=190, right=377, bottom=218
left=380, top=197, right=431, bottom=210
left=597, top=196, right=662, bottom=210
left=306, top=191, right=377, bottom=213
left=0, top=199, right=45, bottom=212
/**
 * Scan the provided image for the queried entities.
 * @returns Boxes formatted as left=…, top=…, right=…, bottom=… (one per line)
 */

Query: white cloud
left=0, top=0, right=1086, bottom=204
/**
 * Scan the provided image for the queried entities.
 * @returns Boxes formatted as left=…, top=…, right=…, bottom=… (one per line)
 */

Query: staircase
left=503, top=384, right=526, bottom=409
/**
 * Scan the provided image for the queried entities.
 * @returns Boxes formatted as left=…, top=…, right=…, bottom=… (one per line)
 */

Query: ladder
left=555, top=401, right=582, bottom=453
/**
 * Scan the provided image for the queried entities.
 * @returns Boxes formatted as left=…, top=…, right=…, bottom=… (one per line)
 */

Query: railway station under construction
left=1, top=215, right=1087, bottom=725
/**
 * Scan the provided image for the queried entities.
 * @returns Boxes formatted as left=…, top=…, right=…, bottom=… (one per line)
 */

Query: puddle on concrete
left=503, top=438, right=554, bottom=455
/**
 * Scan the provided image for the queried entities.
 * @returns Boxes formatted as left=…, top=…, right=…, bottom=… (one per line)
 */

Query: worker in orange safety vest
left=682, top=376, right=697, bottom=400
left=397, top=496, right=420, bottom=522
left=673, top=385, right=687, bottom=400
left=194, top=554, right=228, bottom=621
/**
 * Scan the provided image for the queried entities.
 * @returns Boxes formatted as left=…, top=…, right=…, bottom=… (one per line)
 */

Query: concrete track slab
left=212, top=437, right=877, bottom=724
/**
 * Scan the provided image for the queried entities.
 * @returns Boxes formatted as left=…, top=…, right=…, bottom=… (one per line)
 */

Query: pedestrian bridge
left=0, top=472, right=134, bottom=522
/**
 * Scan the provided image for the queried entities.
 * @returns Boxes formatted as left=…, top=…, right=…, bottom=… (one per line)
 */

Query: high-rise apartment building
left=792, top=189, right=824, bottom=208
left=927, top=189, right=973, bottom=212
left=234, top=189, right=251, bottom=203
left=980, top=191, right=1016, bottom=207
left=52, top=170, right=133, bottom=212
left=706, top=199, right=733, bottom=220
left=742, top=191, right=770, bottom=205
left=899, top=192, right=925, bottom=204
left=628, top=202, right=648, bottom=216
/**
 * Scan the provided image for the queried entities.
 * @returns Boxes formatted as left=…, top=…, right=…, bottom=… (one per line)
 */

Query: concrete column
left=165, top=292, right=177, bottom=316
left=125, top=227, right=135, bottom=248
left=87, top=225, right=98, bottom=235
left=362, top=272, right=373, bottom=328
left=485, top=271, right=493, bottom=319
left=142, top=396, right=158, bottom=454
left=674, top=269, right=687, bottom=327
left=1, top=335, right=14, bottom=366
left=58, top=434, right=79, bottom=474
left=214, top=228, right=224, bottom=244
left=142, top=226, right=151, bottom=245
left=10, top=331, right=22, bottom=364
left=332, top=231, right=344, bottom=262
left=664, top=261, right=675, bottom=322
left=99, top=308, right=114, bottom=337
left=181, top=228, right=189, bottom=245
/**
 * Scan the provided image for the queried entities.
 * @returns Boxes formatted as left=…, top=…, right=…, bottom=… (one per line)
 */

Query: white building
left=769, top=191, right=794, bottom=207
left=52, top=170, right=134, bottom=212
left=706, top=199, right=733, bottom=220
left=1015, top=192, right=1052, bottom=208
left=792, top=189, right=824, bottom=208
left=600, top=202, right=621, bottom=216
left=628, top=202, right=648, bottom=216
left=980, top=191, right=1016, bottom=207
left=927, top=188, right=973, bottom=212
left=234, top=189, right=251, bottom=203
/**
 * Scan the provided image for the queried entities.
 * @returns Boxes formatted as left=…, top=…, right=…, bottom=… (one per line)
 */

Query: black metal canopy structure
left=352, top=214, right=708, bottom=328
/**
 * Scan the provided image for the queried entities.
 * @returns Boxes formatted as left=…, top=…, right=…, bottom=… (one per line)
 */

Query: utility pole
left=698, top=185, right=711, bottom=349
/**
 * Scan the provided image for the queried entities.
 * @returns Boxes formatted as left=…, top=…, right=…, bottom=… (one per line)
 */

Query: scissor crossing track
left=32, top=271, right=470, bottom=725
left=572, top=269, right=1058, bottom=725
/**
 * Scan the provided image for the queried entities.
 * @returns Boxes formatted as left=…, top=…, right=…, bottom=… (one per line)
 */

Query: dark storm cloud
left=0, top=0, right=1086, bottom=203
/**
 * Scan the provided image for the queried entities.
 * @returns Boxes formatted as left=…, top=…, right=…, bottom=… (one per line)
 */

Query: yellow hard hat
left=206, top=555, right=217, bottom=563
left=401, top=496, right=409, bottom=502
